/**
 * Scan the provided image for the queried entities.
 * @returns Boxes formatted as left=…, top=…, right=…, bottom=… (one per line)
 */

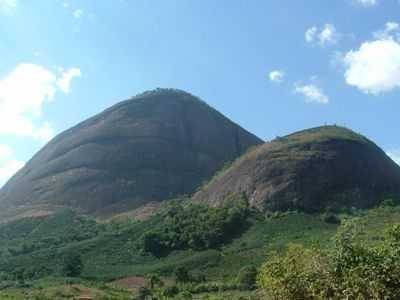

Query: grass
left=283, top=125, right=370, bottom=145
left=0, top=278, right=131, bottom=300
left=192, top=290, right=257, bottom=299
left=0, top=203, right=400, bottom=299
left=0, top=208, right=339, bottom=282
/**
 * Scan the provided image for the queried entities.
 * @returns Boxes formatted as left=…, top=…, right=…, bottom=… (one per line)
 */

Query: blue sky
left=0, top=0, right=399, bottom=185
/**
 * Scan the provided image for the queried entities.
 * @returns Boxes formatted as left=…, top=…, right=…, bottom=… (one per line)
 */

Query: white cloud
left=33, top=122, right=55, bottom=143
left=73, top=8, right=83, bottom=18
left=344, top=39, right=400, bottom=94
left=0, top=115, right=35, bottom=136
left=0, top=0, right=17, bottom=14
left=305, top=24, right=339, bottom=47
left=387, top=150, right=400, bottom=165
left=305, top=26, right=317, bottom=43
left=269, top=70, right=285, bottom=83
left=319, top=24, right=339, bottom=46
left=0, top=144, right=24, bottom=185
left=57, top=68, right=81, bottom=93
left=386, top=22, right=399, bottom=32
left=0, top=144, right=13, bottom=158
left=373, top=22, right=400, bottom=40
left=0, top=64, right=57, bottom=117
left=294, top=83, right=329, bottom=104
left=0, top=63, right=80, bottom=141
left=0, top=159, right=24, bottom=185
left=353, top=0, right=377, bottom=7
left=0, top=63, right=71, bottom=183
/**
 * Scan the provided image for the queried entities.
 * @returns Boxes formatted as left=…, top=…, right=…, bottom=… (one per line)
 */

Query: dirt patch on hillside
left=111, top=276, right=148, bottom=290
left=105, top=202, right=163, bottom=222
left=0, top=205, right=60, bottom=223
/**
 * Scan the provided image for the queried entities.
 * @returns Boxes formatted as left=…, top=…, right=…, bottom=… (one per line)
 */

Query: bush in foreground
left=258, top=221, right=400, bottom=299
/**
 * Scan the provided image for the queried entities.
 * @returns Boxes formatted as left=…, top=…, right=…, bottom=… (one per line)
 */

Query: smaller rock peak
left=281, top=125, right=370, bottom=145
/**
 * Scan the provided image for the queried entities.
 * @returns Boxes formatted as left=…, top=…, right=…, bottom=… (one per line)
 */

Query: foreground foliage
left=258, top=219, right=400, bottom=300
left=1, top=205, right=400, bottom=299
left=3, top=203, right=400, bottom=299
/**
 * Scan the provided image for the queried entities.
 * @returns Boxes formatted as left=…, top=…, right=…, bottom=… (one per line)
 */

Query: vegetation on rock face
left=194, top=125, right=400, bottom=213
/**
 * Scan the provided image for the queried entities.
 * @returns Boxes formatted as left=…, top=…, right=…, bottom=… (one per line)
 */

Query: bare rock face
left=0, top=89, right=262, bottom=216
left=193, top=126, right=400, bottom=212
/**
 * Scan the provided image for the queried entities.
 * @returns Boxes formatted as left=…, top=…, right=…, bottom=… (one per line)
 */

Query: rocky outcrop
left=193, top=126, right=400, bottom=212
left=0, top=89, right=262, bottom=216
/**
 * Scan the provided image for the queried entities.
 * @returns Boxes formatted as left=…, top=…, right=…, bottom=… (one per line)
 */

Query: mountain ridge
left=0, top=88, right=263, bottom=218
left=194, top=125, right=400, bottom=212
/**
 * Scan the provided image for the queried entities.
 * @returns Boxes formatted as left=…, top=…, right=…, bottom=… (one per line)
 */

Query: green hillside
left=0, top=199, right=399, bottom=299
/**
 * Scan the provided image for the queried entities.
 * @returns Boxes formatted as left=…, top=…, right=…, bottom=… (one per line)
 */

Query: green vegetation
left=236, top=266, right=257, bottom=290
left=283, top=125, right=371, bottom=145
left=175, top=267, right=191, bottom=284
left=0, top=278, right=132, bottom=300
left=1, top=203, right=400, bottom=299
left=258, top=219, right=400, bottom=299
left=142, top=199, right=249, bottom=256
left=62, top=252, right=83, bottom=277
left=0, top=204, right=338, bottom=282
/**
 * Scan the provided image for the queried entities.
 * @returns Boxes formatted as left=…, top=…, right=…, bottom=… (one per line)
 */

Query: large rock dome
left=0, top=89, right=262, bottom=217
left=194, top=126, right=400, bottom=212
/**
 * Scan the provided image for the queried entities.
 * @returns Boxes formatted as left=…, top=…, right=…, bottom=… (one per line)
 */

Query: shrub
left=236, top=266, right=258, bottom=290
left=257, top=220, right=400, bottom=299
left=380, top=198, right=396, bottom=208
left=162, top=285, right=180, bottom=297
left=258, top=244, right=331, bottom=299
left=148, top=274, right=164, bottom=289
left=175, top=266, right=191, bottom=283
left=177, top=290, right=193, bottom=299
left=141, top=202, right=249, bottom=256
left=142, top=232, right=167, bottom=257
left=135, top=286, right=152, bottom=300
left=62, top=251, right=83, bottom=277
left=322, top=214, right=341, bottom=225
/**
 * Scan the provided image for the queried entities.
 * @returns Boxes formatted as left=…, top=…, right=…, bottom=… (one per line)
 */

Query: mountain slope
left=0, top=89, right=262, bottom=217
left=1, top=203, right=399, bottom=283
left=194, top=126, right=400, bottom=212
